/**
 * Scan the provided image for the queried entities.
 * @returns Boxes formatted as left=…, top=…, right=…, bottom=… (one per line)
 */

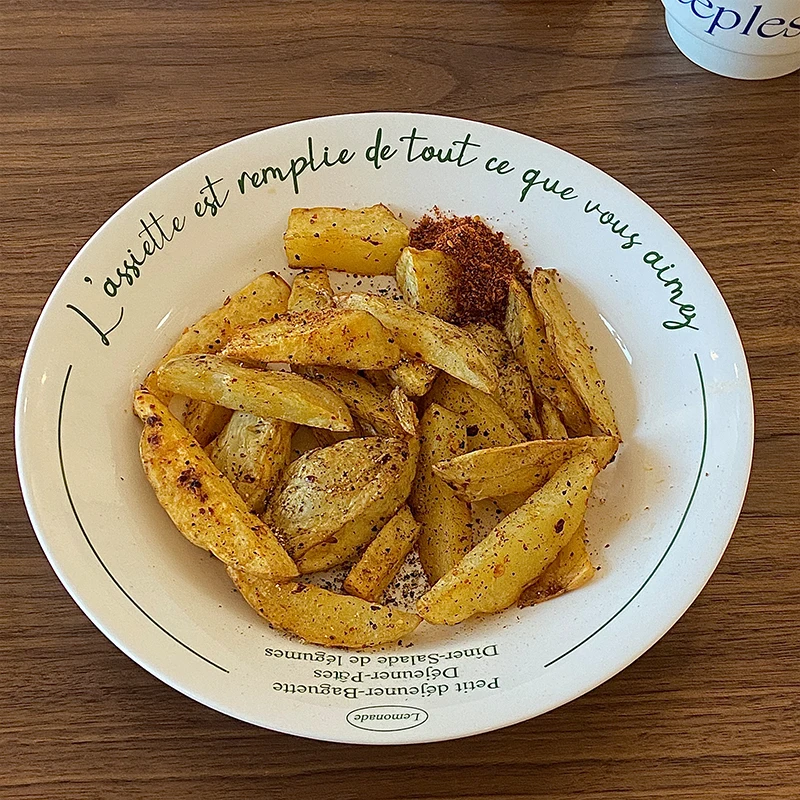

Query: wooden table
left=2, top=2, right=798, bottom=797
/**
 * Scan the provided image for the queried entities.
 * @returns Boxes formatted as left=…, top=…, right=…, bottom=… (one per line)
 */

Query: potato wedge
left=229, top=568, right=420, bottom=648
left=532, top=269, right=620, bottom=437
left=539, top=397, right=568, bottom=439
left=338, top=293, right=497, bottom=394
left=395, top=247, right=459, bottom=320
left=269, top=437, right=417, bottom=557
left=287, top=269, right=334, bottom=313
left=417, top=451, right=601, bottom=624
left=505, top=279, right=590, bottom=436
left=518, top=523, right=594, bottom=607
left=425, top=372, right=525, bottom=450
left=312, top=416, right=363, bottom=449
left=344, top=506, right=421, bottom=602
left=155, top=354, right=353, bottom=431
left=432, top=436, right=619, bottom=503
left=133, top=389, right=297, bottom=580
left=145, top=272, right=291, bottom=402
left=222, top=307, right=400, bottom=371
left=463, top=322, right=542, bottom=440
left=207, top=412, right=294, bottom=514
left=411, top=404, right=473, bottom=585
left=299, top=366, right=404, bottom=437
left=390, top=387, right=418, bottom=438
left=388, top=358, right=439, bottom=397
left=284, top=204, right=410, bottom=276
left=182, top=400, right=233, bottom=447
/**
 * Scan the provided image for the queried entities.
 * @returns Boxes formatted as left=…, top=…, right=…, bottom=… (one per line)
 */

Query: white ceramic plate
left=16, top=113, right=753, bottom=744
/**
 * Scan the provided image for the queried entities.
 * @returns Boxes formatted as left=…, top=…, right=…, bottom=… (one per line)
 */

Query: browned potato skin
left=432, top=436, right=619, bottom=503
left=505, top=279, right=591, bottom=436
left=518, top=523, right=594, bottom=607
left=155, top=354, right=354, bottom=432
left=182, top=400, right=233, bottom=447
left=207, top=412, right=294, bottom=514
left=222, top=307, right=401, bottom=371
left=532, top=269, right=620, bottom=438
left=284, top=204, right=409, bottom=276
left=133, top=389, right=297, bottom=580
left=411, top=404, right=473, bottom=585
left=287, top=269, right=334, bottom=313
left=395, top=247, right=459, bottom=320
left=229, top=568, right=420, bottom=649
left=425, top=372, right=525, bottom=451
left=344, top=505, right=421, bottom=602
left=417, top=451, right=602, bottom=625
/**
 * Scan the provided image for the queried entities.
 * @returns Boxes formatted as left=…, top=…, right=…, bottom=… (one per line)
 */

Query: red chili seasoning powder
left=409, top=210, right=530, bottom=326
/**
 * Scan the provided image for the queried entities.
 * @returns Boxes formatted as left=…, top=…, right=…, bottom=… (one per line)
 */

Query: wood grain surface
left=2, top=1, right=798, bottom=798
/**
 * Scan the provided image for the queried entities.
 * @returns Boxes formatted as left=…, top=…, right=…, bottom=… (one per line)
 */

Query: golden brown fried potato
left=338, top=293, right=498, bottom=394
left=207, top=412, right=294, bottom=514
left=387, top=358, right=439, bottom=397
left=343, top=506, right=421, bottom=602
left=229, top=568, right=420, bottom=648
left=532, top=269, right=620, bottom=437
left=538, top=397, right=568, bottom=439
left=463, top=322, right=543, bottom=440
left=269, top=437, right=417, bottom=557
left=425, top=372, right=525, bottom=450
left=133, top=389, right=297, bottom=580
left=222, top=307, right=401, bottom=371
left=505, top=279, right=590, bottom=436
left=417, top=451, right=601, bottom=624
left=284, top=204, right=409, bottom=276
left=182, top=400, right=234, bottom=447
left=411, top=404, right=473, bottom=585
left=432, top=436, right=618, bottom=503
left=287, top=269, right=334, bottom=313
left=311, top=416, right=363, bottom=449
left=395, top=247, right=459, bottom=320
left=155, top=354, right=353, bottom=431
left=518, top=523, right=595, bottom=607
left=299, top=366, right=405, bottom=437
left=389, top=387, right=418, bottom=438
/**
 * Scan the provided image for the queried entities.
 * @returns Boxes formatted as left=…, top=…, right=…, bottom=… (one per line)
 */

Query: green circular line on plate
left=543, top=352, right=709, bottom=669
left=57, top=365, right=229, bottom=674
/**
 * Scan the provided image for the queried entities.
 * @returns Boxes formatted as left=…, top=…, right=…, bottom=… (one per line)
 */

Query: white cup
left=662, top=0, right=800, bottom=79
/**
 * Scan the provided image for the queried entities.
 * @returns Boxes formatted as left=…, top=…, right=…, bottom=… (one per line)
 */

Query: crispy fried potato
left=182, top=400, right=233, bottom=447
left=432, top=436, right=619, bottom=503
left=426, top=372, right=525, bottom=450
left=338, top=293, right=498, bottom=393
left=411, top=404, right=473, bottom=585
left=269, top=437, right=416, bottom=557
left=518, top=523, right=594, bottom=607
left=505, top=279, right=590, bottom=436
left=532, top=269, right=620, bottom=437
left=133, top=389, right=297, bottom=580
left=207, top=412, right=294, bottom=514
left=284, top=204, right=409, bottom=276
left=395, top=247, right=459, bottom=320
left=388, top=358, right=439, bottom=397
left=417, top=451, right=601, bottom=624
left=311, top=416, right=363, bottom=448
left=344, top=506, right=421, bottom=602
left=222, top=307, right=400, bottom=370
left=287, top=269, right=334, bottom=313
left=538, top=397, right=568, bottom=439
left=299, top=366, right=405, bottom=437
left=389, top=387, right=417, bottom=438
left=155, top=354, right=353, bottom=431
left=229, top=568, right=420, bottom=648
left=463, top=322, right=542, bottom=440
